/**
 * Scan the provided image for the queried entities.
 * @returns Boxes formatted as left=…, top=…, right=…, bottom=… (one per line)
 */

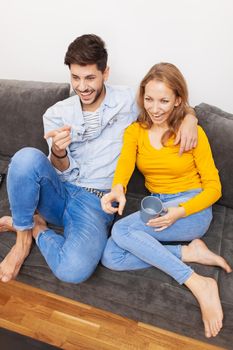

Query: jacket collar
left=102, top=84, right=118, bottom=108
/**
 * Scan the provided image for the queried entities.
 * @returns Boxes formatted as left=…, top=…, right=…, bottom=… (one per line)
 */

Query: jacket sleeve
left=43, top=107, right=80, bottom=180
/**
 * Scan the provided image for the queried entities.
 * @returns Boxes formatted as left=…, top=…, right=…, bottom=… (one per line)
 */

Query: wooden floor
left=0, top=280, right=224, bottom=350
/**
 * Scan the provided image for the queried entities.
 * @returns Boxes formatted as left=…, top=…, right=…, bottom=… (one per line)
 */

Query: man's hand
left=44, top=125, right=71, bottom=157
left=146, top=206, right=186, bottom=231
left=101, top=184, right=126, bottom=215
left=174, top=113, right=198, bottom=155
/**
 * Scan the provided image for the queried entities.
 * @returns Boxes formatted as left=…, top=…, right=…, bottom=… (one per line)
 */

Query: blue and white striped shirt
left=83, top=109, right=100, bottom=139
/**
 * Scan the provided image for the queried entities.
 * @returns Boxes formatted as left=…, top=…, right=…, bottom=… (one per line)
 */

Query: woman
left=101, top=63, right=232, bottom=338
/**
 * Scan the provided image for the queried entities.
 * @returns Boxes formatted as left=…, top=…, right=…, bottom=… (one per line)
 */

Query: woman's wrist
left=177, top=205, right=186, bottom=218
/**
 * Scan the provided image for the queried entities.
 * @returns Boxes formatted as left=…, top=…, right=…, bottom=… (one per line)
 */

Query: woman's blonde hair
left=137, top=62, right=189, bottom=145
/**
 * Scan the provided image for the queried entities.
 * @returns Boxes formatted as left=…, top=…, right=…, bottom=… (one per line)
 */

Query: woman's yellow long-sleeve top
left=112, top=122, right=221, bottom=216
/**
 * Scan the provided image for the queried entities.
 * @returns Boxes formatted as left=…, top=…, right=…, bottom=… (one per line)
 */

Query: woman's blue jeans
left=7, top=148, right=114, bottom=283
left=102, top=190, right=213, bottom=284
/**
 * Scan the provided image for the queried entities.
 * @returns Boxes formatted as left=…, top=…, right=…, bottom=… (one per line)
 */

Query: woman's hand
left=101, top=184, right=126, bottom=215
left=146, top=206, right=186, bottom=231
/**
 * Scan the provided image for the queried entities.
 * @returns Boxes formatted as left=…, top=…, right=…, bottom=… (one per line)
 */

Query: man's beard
left=74, top=85, right=105, bottom=106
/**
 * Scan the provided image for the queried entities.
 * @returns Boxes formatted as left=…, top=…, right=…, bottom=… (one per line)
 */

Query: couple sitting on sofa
left=0, top=34, right=231, bottom=339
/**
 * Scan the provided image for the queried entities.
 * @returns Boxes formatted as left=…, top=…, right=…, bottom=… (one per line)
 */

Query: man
left=0, top=34, right=197, bottom=283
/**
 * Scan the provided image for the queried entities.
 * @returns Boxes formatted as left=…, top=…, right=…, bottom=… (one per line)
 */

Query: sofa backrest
left=195, top=103, right=233, bottom=209
left=0, top=79, right=70, bottom=162
left=1, top=81, right=232, bottom=209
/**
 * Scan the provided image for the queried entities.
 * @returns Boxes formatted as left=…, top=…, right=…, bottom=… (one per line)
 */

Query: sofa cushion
left=0, top=79, right=70, bottom=159
left=195, top=103, right=233, bottom=209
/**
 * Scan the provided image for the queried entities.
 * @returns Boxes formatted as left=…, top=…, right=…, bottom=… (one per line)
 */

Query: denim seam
left=123, top=223, right=193, bottom=285
left=178, top=268, right=194, bottom=285
left=36, top=228, right=51, bottom=245
left=39, top=173, right=67, bottom=201
left=13, top=223, right=34, bottom=231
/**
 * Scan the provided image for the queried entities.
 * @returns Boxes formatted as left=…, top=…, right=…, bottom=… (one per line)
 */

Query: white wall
left=0, top=0, right=233, bottom=112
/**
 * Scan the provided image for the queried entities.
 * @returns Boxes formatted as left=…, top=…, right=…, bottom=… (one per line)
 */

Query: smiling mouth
left=152, top=113, right=164, bottom=118
left=78, top=90, right=94, bottom=98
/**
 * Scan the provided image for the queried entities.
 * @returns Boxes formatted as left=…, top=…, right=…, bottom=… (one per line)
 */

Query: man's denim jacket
left=43, top=84, right=138, bottom=190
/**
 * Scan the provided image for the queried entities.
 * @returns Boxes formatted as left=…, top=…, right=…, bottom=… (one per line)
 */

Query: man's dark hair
left=64, top=34, right=108, bottom=72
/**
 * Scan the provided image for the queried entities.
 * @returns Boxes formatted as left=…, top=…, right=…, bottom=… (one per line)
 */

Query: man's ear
left=175, top=96, right=182, bottom=107
left=103, top=66, right=110, bottom=81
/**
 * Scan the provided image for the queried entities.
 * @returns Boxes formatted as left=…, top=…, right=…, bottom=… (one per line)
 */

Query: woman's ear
left=175, top=96, right=182, bottom=107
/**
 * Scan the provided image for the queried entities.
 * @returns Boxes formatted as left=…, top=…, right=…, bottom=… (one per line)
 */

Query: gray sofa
left=0, top=79, right=233, bottom=349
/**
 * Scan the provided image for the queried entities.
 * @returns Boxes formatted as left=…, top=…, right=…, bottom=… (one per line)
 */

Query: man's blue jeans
left=102, top=190, right=213, bottom=284
left=7, top=147, right=114, bottom=283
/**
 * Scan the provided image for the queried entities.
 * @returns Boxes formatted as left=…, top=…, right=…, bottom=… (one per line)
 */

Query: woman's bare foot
left=0, top=230, right=32, bottom=282
left=185, top=273, right=223, bottom=338
left=182, top=239, right=232, bottom=273
left=0, top=216, right=16, bottom=233
left=32, top=214, right=48, bottom=239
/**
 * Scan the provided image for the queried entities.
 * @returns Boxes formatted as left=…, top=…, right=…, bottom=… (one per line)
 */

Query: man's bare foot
left=182, top=239, right=232, bottom=273
left=32, top=214, right=48, bottom=239
left=185, top=273, right=223, bottom=338
left=0, top=230, right=32, bottom=282
left=0, top=216, right=16, bottom=233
